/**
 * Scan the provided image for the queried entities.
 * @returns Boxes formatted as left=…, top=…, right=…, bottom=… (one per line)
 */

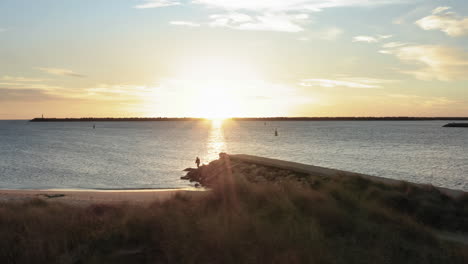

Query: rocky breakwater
left=181, top=153, right=232, bottom=187
left=183, top=154, right=468, bottom=242
left=181, top=153, right=310, bottom=188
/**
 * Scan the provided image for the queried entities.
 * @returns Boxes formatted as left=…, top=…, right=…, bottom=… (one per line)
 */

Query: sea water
left=0, top=120, right=466, bottom=191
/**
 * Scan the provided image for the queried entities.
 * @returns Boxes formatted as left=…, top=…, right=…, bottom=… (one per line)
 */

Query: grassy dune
left=1, top=156, right=467, bottom=263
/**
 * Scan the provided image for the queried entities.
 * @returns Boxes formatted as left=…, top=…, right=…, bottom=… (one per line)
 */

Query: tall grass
left=1, top=159, right=467, bottom=263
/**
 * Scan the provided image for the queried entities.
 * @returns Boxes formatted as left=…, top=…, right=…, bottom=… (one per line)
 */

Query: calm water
left=0, top=120, right=467, bottom=191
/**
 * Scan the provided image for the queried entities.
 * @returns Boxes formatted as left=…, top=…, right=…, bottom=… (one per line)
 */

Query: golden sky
left=1, top=0, right=468, bottom=119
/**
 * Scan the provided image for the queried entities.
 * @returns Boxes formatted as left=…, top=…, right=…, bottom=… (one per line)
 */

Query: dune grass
left=1, top=159, right=467, bottom=263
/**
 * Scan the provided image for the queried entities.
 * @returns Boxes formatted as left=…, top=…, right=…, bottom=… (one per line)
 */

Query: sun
left=143, top=57, right=297, bottom=118
left=191, top=83, right=238, bottom=119
left=176, top=57, right=258, bottom=119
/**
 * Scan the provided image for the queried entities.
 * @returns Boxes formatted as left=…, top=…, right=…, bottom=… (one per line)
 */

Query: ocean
left=0, top=120, right=466, bottom=191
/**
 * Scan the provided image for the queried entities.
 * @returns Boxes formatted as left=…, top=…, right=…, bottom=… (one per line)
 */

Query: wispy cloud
left=382, top=45, right=468, bottom=81
left=353, top=35, right=392, bottom=43
left=170, top=21, right=201, bottom=27
left=209, top=12, right=252, bottom=26
left=0, top=83, right=60, bottom=91
left=382, top=42, right=408, bottom=48
left=37, top=67, right=85, bottom=78
left=299, top=77, right=392, bottom=89
left=386, top=93, right=460, bottom=108
left=317, top=27, right=343, bottom=40
left=135, top=0, right=180, bottom=9
left=0, top=76, right=58, bottom=91
left=416, top=6, right=468, bottom=37
left=209, top=12, right=309, bottom=32
left=85, top=84, right=156, bottom=99
left=193, top=1, right=409, bottom=33
left=432, top=6, right=451, bottom=15
left=1, top=76, right=46, bottom=82
left=0, top=88, right=61, bottom=102
left=193, top=0, right=411, bottom=12
left=353, top=36, right=379, bottom=43
left=298, top=27, right=343, bottom=41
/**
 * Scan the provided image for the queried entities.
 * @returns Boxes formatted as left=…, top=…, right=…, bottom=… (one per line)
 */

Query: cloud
left=383, top=45, right=468, bottom=81
left=193, top=0, right=410, bottom=12
left=37, top=67, right=85, bottom=78
left=353, top=36, right=379, bottom=43
left=0, top=83, right=60, bottom=91
left=382, top=42, right=408, bottom=48
left=353, top=34, right=392, bottom=43
left=386, top=93, right=460, bottom=108
left=391, top=5, right=429, bottom=25
left=317, top=27, right=343, bottom=40
left=0, top=28, right=6, bottom=33
left=1, top=76, right=46, bottom=82
left=0, top=88, right=60, bottom=102
left=85, top=84, right=156, bottom=100
left=209, top=12, right=308, bottom=32
left=298, top=27, right=343, bottom=41
left=379, top=41, right=410, bottom=53
left=170, top=21, right=201, bottom=27
left=194, top=1, right=409, bottom=33
left=432, top=6, right=451, bottom=15
left=210, top=12, right=252, bottom=26
left=416, top=6, right=468, bottom=37
left=135, top=0, right=180, bottom=9
left=0, top=76, right=59, bottom=91
left=0, top=77, right=81, bottom=102
left=299, top=77, right=392, bottom=89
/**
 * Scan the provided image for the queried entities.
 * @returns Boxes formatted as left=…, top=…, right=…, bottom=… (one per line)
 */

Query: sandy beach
left=0, top=188, right=202, bottom=205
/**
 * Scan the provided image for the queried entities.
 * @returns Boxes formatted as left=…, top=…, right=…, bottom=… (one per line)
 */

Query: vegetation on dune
left=1, top=157, right=467, bottom=263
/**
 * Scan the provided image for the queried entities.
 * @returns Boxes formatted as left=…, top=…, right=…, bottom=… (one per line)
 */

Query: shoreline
left=1, top=154, right=466, bottom=203
left=1, top=154, right=467, bottom=262
left=0, top=188, right=203, bottom=205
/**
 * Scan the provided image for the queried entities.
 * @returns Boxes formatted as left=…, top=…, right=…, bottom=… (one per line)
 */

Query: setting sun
left=171, top=57, right=261, bottom=119
left=190, top=80, right=240, bottom=119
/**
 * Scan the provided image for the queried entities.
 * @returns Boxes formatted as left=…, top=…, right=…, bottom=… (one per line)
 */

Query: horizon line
left=17, top=116, right=468, bottom=122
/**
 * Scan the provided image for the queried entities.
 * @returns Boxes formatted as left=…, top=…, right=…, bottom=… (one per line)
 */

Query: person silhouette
left=195, top=157, right=201, bottom=168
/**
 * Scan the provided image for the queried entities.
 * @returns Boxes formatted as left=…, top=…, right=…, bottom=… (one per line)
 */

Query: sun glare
left=176, top=57, right=259, bottom=119
left=193, top=83, right=239, bottom=119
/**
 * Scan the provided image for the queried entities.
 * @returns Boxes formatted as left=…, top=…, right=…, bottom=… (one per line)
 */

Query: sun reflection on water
left=206, top=119, right=227, bottom=162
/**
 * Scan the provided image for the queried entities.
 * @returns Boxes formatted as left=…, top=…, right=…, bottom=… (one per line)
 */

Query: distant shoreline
left=29, top=117, right=468, bottom=122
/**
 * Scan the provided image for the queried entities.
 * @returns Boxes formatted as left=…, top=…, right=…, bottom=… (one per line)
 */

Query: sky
left=1, top=0, right=468, bottom=119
